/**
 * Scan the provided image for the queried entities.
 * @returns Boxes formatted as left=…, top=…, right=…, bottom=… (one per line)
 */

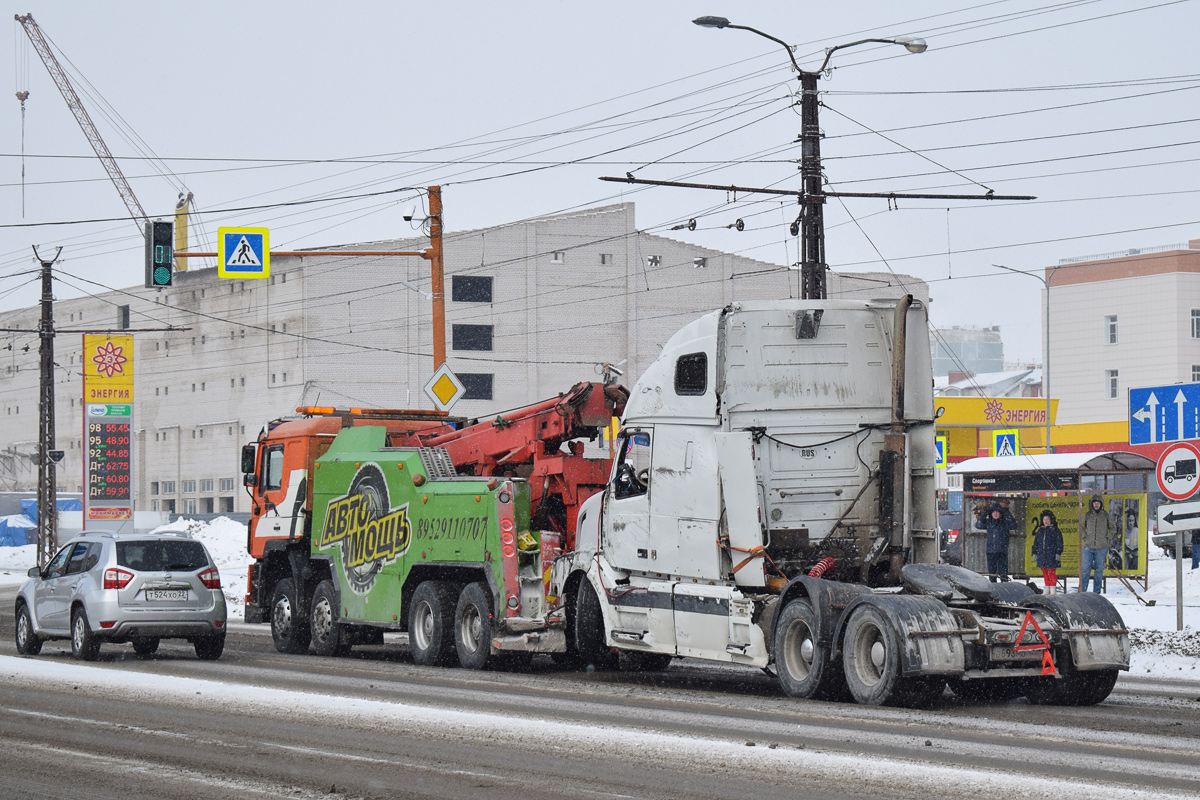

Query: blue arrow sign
left=1129, top=382, right=1200, bottom=445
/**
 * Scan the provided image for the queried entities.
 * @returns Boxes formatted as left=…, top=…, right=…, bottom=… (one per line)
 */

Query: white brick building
left=0, top=203, right=927, bottom=515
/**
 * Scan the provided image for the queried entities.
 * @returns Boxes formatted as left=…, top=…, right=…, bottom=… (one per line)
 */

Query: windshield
left=116, top=539, right=209, bottom=572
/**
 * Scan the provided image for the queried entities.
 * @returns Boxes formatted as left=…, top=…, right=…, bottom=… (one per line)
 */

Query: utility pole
left=797, top=70, right=826, bottom=299
left=34, top=245, right=62, bottom=567
left=603, top=18, right=1033, bottom=299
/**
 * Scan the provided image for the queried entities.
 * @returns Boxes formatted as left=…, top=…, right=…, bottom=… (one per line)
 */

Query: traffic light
left=144, top=220, right=173, bottom=288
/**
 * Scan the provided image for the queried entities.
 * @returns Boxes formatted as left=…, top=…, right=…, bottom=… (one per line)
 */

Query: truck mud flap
left=839, top=595, right=965, bottom=677
left=1020, top=593, right=1130, bottom=671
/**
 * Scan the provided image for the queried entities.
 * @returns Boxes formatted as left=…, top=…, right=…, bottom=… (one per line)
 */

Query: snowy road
left=2, top=591, right=1199, bottom=799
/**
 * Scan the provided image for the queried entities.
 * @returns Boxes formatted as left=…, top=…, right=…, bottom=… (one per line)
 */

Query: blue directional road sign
left=1129, top=382, right=1200, bottom=445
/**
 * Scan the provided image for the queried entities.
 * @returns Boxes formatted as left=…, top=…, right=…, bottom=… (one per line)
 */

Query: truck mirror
left=243, top=473, right=258, bottom=487
left=240, top=444, right=257, bottom=475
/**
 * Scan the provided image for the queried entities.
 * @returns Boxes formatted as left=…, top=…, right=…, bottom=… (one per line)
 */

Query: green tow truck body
left=297, top=425, right=553, bottom=664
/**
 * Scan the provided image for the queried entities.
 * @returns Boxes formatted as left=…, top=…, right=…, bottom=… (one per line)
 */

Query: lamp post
left=693, top=16, right=926, bottom=299
left=993, top=263, right=1061, bottom=453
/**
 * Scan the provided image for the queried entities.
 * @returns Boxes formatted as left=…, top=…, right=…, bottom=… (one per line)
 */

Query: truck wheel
left=842, top=604, right=902, bottom=706
left=131, top=637, right=160, bottom=657
left=14, top=602, right=41, bottom=656
left=454, top=582, right=494, bottom=670
left=774, top=597, right=843, bottom=700
left=574, top=579, right=617, bottom=670
left=71, top=606, right=101, bottom=661
left=410, top=581, right=456, bottom=666
left=310, top=580, right=350, bottom=657
left=271, top=577, right=311, bottom=654
left=193, top=634, right=226, bottom=661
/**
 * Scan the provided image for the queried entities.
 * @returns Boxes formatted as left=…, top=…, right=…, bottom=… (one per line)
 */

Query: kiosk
left=947, top=451, right=1154, bottom=590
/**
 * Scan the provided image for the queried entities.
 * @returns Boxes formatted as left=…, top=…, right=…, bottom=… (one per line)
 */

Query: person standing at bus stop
left=1080, top=495, right=1116, bottom=592
left=1032, top=510, right=1064, bottom=594
left=975, top=502, right=1017, bottom=582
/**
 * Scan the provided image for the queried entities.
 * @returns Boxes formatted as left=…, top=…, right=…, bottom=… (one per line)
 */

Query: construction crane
left=15, top=12, right=149, bottom=234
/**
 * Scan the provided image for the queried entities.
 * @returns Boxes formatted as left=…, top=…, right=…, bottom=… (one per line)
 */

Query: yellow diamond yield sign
left=423, top=363, right=466, bottom=412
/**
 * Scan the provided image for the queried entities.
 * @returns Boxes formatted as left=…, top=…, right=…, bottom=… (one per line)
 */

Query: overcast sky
left=2, top=0, right=1198, bottom=364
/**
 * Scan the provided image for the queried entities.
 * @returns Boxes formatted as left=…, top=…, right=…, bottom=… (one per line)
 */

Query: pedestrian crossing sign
left=992, top=429, right=1019, bottom=457
left=218, top=227, right=270, bottom=279
left=935, top=436, right=947, bottom=467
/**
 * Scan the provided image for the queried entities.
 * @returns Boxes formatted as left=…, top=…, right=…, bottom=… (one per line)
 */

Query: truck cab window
left=674, top=352, right=707, bottom=396
left=263, top=445, right=285, bottom=491
left=613, top=431, right=651, bottom=499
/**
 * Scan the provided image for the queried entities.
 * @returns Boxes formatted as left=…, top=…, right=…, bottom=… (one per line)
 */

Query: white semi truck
left=551, top=297, right=1129, bottom=706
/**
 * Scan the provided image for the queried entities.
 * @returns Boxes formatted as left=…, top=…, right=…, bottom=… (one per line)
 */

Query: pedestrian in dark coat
left=1032, top=510, right=1064, bottom=593
left=974, top=502, right=1018, bottom=582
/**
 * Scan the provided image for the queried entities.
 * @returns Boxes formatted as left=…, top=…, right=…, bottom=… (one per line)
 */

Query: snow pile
left=0, top=543, right=36, bottom=586
left=0, top=518, right=254, bottom=619
left=147, top=517, right=252, bottom=618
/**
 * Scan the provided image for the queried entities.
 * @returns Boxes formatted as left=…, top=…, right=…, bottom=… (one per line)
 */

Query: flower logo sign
left=983, top=399, right=1005, bottom=424
left=91, top=340, right=128, bottom=379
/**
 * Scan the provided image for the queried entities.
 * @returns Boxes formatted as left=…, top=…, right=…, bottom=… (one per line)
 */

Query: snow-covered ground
left=2, top=519, right=1199, bottom=677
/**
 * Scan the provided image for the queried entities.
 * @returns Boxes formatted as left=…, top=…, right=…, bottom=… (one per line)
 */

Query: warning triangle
left=227, top=236, right=261, bottom=266
left=1041, top=649, right=1058, bottom=676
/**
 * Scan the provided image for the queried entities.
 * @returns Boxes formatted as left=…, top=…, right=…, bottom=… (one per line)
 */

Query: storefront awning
left=948, top=451, right=1155, bottom=474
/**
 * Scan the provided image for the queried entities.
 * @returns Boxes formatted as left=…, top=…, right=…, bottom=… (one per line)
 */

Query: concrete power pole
left=34, top=245, right=62, bottom=568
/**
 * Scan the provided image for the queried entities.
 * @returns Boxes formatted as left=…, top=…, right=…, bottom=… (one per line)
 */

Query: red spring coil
left=808, top=557, right=836, bottom=578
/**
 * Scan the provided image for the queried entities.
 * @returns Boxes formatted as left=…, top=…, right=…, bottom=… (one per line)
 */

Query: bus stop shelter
left=947, top=451, right=1154, bottom=589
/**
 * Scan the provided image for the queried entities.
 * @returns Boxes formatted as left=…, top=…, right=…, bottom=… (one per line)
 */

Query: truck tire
left=131, top=637, right=160, bottom=657
left=574, top=579, right=617, bottom=670
left=410, top=581, right=456, bottom=667
left=949, top=677, right=1024, bottom=705
left=310, top=580, right=350, bottom=657
left=774, top=597, right=844, bottom=700
left=454, top=582, right=494, bottom=670
left=1026, top=661, right=1119, bottom=706
left=71, top=606, right=101, bottom=661
left=271, top=577, right=311, bottom=654
left=842, top=604, right=903, bottom=706
left=618, top=650, right=673, bottom=672
left=14, top=602, right=41, bottom=656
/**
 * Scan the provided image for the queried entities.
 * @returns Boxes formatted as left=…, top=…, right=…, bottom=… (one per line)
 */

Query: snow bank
left=0, top=518, right=253, bottom=619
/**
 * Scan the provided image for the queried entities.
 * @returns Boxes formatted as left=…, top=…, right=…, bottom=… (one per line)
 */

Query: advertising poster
left=1019, top=494, right=1146, bottom=578
left=82, top=335, right=134, bottom=523
left=1021, top=496, right=1081, bottom=576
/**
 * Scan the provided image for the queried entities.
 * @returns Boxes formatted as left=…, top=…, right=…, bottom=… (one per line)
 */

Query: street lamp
left=993, top=263, right=1061, bottom=453
left=692, top=16, right=926, bottom=299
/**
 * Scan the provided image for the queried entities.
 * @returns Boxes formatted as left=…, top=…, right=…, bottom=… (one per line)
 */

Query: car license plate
left=145, top=589, right=188, bottom=601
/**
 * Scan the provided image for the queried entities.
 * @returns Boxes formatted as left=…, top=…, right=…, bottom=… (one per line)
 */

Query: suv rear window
left=116, top=540, right=209, bottom=572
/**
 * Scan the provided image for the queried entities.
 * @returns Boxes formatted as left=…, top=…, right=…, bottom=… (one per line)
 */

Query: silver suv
left=13, top=530, right=227, bottom=660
